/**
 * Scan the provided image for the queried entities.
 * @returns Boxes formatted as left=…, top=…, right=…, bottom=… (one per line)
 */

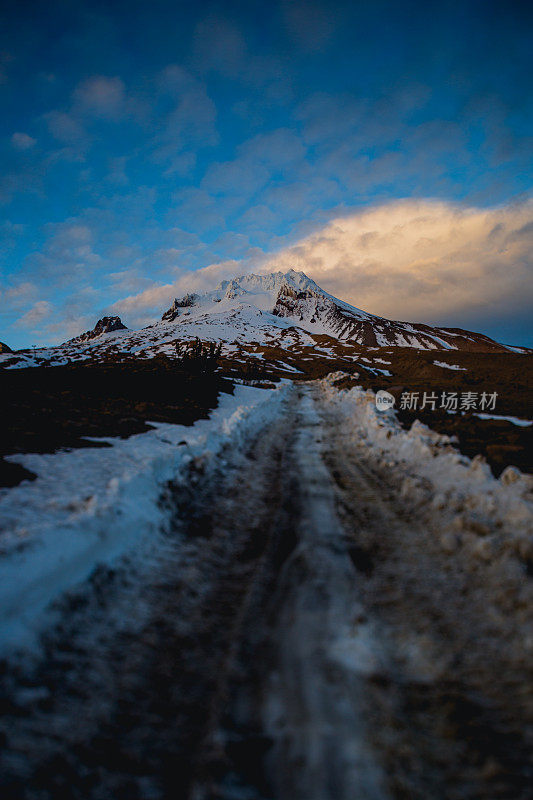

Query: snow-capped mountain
left=0, top=270, right=526, bottom=372
left=158, top=269, right=512, bottom=351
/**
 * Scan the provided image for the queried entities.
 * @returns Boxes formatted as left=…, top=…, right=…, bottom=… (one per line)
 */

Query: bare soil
left=0, top=356, right=232, bottom=488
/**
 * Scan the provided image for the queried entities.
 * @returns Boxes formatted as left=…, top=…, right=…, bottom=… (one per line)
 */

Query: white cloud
left=45, top=110, right=87, bottom=144
left=73, top=76, right=126, bottom=119
left=108, top=260, right=244, bottom=327
left=107, top=270, right=155, bottom=295
left=106, top=156, right=128, bottom=185
left=169, top=187, right=229, bottom=233
left=11, top=132, right=36, bottom=150
left=44, top=75, right=136, bottom=155
left=13, top=300, right=53, bottom=329
left=202, top=128, right=307, bottom=198
left=0, top=282, right=38, bottom=309
left=151, top=66, right=218, bottom=167
left=26, top=221, right=101, bottom=284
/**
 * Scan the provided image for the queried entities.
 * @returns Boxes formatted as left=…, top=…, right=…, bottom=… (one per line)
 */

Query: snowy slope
left=1, top=269, right=524, bottom=370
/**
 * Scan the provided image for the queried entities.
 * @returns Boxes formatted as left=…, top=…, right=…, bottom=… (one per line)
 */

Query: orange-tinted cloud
left=262, top=199, right=533, bottom=328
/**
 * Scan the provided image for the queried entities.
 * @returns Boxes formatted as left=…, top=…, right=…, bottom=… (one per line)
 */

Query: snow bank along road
left=1, top=378, right=532, bottom=799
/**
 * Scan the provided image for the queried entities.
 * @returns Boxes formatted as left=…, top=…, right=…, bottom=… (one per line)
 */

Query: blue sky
left=1, top=0, right=532, bottom=348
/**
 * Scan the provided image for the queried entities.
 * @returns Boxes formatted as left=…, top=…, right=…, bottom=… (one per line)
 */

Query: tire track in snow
left=260, top=385, right=389, bottom=800
left=189, top=384, right=389, bottom=800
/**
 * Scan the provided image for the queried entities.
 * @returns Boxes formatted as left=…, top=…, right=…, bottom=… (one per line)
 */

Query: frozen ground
left=0, top=377, right=532, bottom=799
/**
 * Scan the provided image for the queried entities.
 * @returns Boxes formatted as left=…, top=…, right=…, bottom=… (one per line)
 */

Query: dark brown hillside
left=0, top=355, right=232, bottom=488
left=332, top=347, right=533, bottom=476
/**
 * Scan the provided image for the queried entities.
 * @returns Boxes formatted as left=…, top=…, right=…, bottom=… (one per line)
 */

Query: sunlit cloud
left=5, top=199, right=532, bottom=347
left=108, top=199, right=533, bottom=344
left=261, top=199, right=533, bottom=336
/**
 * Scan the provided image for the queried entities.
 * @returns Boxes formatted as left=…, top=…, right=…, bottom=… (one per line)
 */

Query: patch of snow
left=275, top=361, right=303, bottom=373
left=365, top=367, right=392, bottom=376
left=505, top=345, right=528, bottom=354
left=373, top=331, right=391, bottom=347
left=433, top=360, right=467, bottom=371
left=320, top=379, right=533, bottom=556
left=0, top=383, right=290, bottom=654
left=475, top=413, right=533, bottom=427
left=428, top=335, right=457, bottom=350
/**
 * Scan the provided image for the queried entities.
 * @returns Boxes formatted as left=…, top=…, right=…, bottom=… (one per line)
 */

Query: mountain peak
left=161, top=270, right=323, bottom=322
left=70, top=316, right=128, bottom=343
left=223, top=269, right=318, bottom=294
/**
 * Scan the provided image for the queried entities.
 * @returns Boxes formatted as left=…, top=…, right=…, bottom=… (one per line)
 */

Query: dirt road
left=1, top=383, right=532, bottom=799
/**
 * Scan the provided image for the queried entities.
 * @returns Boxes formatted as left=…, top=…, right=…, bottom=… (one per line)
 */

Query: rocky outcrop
left=70, top=316, right=127, bottom=343
left=162, top=294, right=198, bottom=322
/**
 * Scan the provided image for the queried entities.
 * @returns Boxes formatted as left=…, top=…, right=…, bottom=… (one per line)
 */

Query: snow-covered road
left=1, top=379, right=532, bottom=799
left=260, top=388, right=388, bottom=800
